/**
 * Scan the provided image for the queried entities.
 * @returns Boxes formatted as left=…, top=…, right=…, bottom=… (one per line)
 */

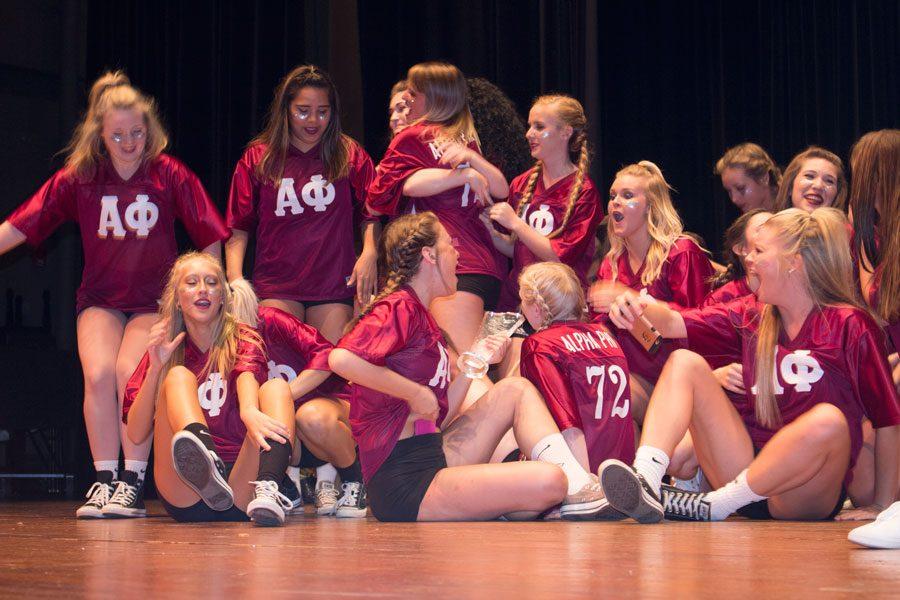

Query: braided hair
left=344, top=212, right=442, bottom=333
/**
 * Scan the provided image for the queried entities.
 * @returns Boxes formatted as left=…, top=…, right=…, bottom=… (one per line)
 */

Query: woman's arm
left=437, top=141, right=509, bottom=199
left=224, top=229, right=249, bottom=282
left=348, top=220, right=380, bottom=303
left=487, top=202, right=557, bottom=262
left=125, top=364, right=163, bottom=445
left=237, top=371, right=289, bottom=450
left=403, top=166, right=487, bottom=200
left=289, top=369, right=332, bottom=402
left=0, top=221, right=26, bottom=256
left=608, top=289, right=688, bottom=338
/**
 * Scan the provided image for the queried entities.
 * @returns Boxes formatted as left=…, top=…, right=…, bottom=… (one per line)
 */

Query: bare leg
left=848, top=419, right=875, bottom=507
left=669, top=431, right=700, bottom=480
left=497, top=337, right=523, bottom=378
left=629, top=372, right=654, bottom=427
left=294, top=398, right=356, bottom=468
left=561, top=427, right=591, bottom=472
left=77, top=307, right=126, bottom=465
left=115, top=312, right=156, bottom=464
left=430, top=290, right=485, bottom=355
left=306, top=303, right=353, bottom=345
left=260, top=298, right=305, bottom=321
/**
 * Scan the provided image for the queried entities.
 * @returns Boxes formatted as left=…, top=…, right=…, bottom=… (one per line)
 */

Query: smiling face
left=608, top=174, right=650, bottom=239
left=289, top=86, right=331, bottom=151
left=790, top=158, right=839, bottom=212
left=102, top=107, right=146, bottom=168
left=744, top=224, right=797, bottom=305
left=721, top=167, right=771, bottom=212
left=389, top=92, right=409, bottom=135
left=526, top=102, right=572, bottom=163
left=176, top=257, right=226, bottom=326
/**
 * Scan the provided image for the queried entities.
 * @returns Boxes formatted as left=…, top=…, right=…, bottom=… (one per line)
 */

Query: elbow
left=328, top=348, right=352, bottom=379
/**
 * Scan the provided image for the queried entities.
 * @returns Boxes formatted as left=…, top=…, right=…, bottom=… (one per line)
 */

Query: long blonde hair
left=752, top=208, right=866, bottom=428
left=157, top=253, right=264, bottom=387
left=64, top=71, right=168, bottom=180
left=407, top=62, right=479, bottom=147
left=775, top=146, right=848, bottom=212
left=606, top=161, right=693, bottom=286
left=519, top=262, right=587, bottom=329
left=516, top=95, right=590, bottom=239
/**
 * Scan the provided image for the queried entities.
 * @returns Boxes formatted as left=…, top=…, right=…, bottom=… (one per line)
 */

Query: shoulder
left=392, top=124, right=430, bottom=147
left=242, top=143, right=267, bottom=163
left=510, top=170, right=534, bottom=192
left=669, top=236, right=707, bottom=257
left=825, top=305, right=883, bottom=340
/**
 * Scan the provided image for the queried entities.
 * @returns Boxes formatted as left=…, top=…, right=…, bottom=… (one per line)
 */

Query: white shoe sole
left=248, top=502, right=285, bottom=527
left=316, top=504, right=336, bottom=516
left=848, top=526, right=900, bottom=549
left=171, top=431, right=234, bottom=511
left=335, top=507, right=367, bottom=518
left=75, top=506, right=106, bottom=519
left=561, top=498, right=626, bottom=521
left=599, top=459, right=663, bottom=524
left=101, top=506, right=147, bottom=518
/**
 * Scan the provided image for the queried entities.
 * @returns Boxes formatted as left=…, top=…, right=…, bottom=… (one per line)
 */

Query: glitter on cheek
left=539, top=130, right=551, bottom=139
left=624, top=199, right=640, bottom=209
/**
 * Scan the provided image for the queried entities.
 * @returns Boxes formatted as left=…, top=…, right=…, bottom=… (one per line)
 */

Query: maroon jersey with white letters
left=701, top=276, right=753, bottom=308
left=227, top=138, right=375, bottom=302
left=682, top=296, right=900, bottom=482
left=367, top=123, right=504, bottom=279
left=8, top=156, right=228, bottom=314
left=595, top=237, right=714, bottom=382
left=338, top=286, right=451, bottom=482
left=497, top=171, right=603, bottom=310
left=256, top=305, right=348, bottom=406
left=520, top=320, right=636, bottom=471
left=122, top=328, right=268, bottom=462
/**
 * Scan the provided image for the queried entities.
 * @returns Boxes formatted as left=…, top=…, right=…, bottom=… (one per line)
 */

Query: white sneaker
left=335, top=482, right=368, bottom=518
left=672, top=468, right=706, bottom=493
left=247, top=480, right=293, bottom=526
left=315, top=480, right=338, bottom=516
left=75, top=481, right=114, bottom=519
left=848, top=502, right=900, bottom=549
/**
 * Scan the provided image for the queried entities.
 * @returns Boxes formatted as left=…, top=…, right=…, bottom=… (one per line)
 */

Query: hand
left=437, top=140, right=475, bottom=169
left=408, top=385, right=439, bottom=422
left=472, top=334, right=511, bottom=365
left=347, top=250, right=378, bottom=303
left=486, top=202, right=521, bottom=231
left=713, top=363, right=745, bottom=394
left=146, top=317, right=186, bottom=371
left=463, top=167, right=491, bottom=206
left=607, top=289, right=647, bottom=330
left=240, top=407, right=290, bottom=451
left=588, top=281, right=632, bottom=314
left=835, top=505, right=883, bottom=521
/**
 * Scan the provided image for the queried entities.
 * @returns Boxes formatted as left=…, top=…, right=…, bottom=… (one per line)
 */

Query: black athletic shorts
left=511, top=320, right=536, bottom=339
left=367, top=433, right=447, bottom=522
left=456, top=274, right=501, bottom=311
left=301, top=297, right=354, bottom=309
left=159, top=461, right=249, bottom=523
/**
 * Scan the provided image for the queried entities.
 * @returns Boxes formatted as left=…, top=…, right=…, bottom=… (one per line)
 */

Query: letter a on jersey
left=428, top=344, right=450, bottom=389
left=275, top=178, right=303, bottom=216
left=97, top=195, right=127, bottom=239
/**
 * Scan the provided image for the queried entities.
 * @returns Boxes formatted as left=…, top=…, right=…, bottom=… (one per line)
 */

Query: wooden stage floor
left=1, top=501, right=899, bottom=598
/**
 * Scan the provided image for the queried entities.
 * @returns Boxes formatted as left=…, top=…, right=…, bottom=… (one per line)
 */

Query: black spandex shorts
left=456, top=274, right=501, bottom=311
left=511, top=320, right=536, bottom=339
left=159, top=461, right=250, bottom=523
left=301, top=297, right=354, bottom=309
left=366, top=433, right=447, bottom=522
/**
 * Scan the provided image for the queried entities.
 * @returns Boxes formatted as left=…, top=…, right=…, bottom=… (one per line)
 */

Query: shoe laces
left=84, top=481, right=113, bottom=506
left=663, top=488, right=709, bottom=519
left=336, top=482, right=361, bottom=508
left=316, top=480, right=338, bottom=504
left=108, top=481, right=138, bottom=506
left=249, top=480, right=293, bottom=510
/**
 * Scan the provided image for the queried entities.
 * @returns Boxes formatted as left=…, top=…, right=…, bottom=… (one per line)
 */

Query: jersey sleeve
left=169, top=158, right=230, bottom=248
left=347, top=139, right=378, bottom=224
left=121, top=352, right=151, bottom=423
left=338, top=299, right=412, bottom=365
left=550, top=183, right=603, bottom=264
left=367, top=129, right=431, bottom=216
left=665, top=240, right=715, bottom=309
left=846, top=320, right=900, bottom=428
left=226, top=147, right=261, bottom=232
left=273, top=309, right=334, bottom=371
left=234, top=331, right=269, bottom=385
left=681, top=297, right=747, bottom=364
left=7, top=169, right=78, bottom=247
left=520, top=341, right=581, bottom=430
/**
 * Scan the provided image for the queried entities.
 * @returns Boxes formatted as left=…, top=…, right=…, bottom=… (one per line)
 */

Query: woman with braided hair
left=329, top=212, right=611, bottom=522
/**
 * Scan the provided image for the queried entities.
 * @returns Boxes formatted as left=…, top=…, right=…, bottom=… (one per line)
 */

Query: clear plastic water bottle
left=457, top=312, right=525, bottom=379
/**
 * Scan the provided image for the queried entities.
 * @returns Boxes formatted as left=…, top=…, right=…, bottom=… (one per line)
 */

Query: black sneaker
left=75, top=471, right=115, bottom=519
left=102, top=470, right=147, bottom=518
left=334, top=481, right=367, bottom=518
left=598, top=459, right=664, bottom=524
left=661, top=484, right=712, bottom=521
left=279, top=474, right=304, bottom=515
left=171, top=430, right=234, bottom=511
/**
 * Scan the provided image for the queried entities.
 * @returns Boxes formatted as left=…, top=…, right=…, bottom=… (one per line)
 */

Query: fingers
left=165, top=331, right=187, bottom=352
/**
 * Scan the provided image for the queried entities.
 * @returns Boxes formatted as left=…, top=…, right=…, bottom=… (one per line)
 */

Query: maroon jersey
left=497, top=171, right=604, bottom=311
left=256, top=305, right=348, bottom=406
left=367, top=123, right=504, bottom=279
left=595, top=237, right=714, bottom=382
left=8, top=156, right=228, bottom=314
left=123, top=328, right=268, bottom=462
left=520, top=321, right=636, bottom=471
left=682, top=296, right=900, bottom=482
left=227, top=139, right=376, bottom=302
left=701, top=276, right=753, bottom=308
left=338, top=286, right=451, bottom=482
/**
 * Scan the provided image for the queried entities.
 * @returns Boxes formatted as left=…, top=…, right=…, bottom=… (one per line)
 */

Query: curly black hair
left=466, top=77, right=531, bottom=181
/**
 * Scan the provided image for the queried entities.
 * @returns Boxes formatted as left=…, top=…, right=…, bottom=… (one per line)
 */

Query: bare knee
left=493, top=376, right=539, bottom=405
left=801, top=404, right=849, bottom=448
left=296, top=403, right=336, bottom=440
left=83, top=362, right=116, bottom=395
left=260, top=378, right=291, bottom=404
left=669, top=349, right=710, bottom=374
left=164, top=366, right=198, bottom=390
left=537, top=465, right=568, bottom=504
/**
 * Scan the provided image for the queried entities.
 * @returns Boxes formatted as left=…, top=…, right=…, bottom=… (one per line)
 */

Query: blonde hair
left=516, top=95, right=590, bottom=239
left=229, top=278, right=260, bottom=328
left=64, top=71, right=168, bottom=179
left=407, top=62, right=479, bottom=147
left=850, top=129, right=900, bottom=323
left=157, top=253, right=264, bottom=389
left=775, top=146, right=847, bottom=212
left=519, top=262, right=587, bottom=329
left=715, top=142, right=782, bottom=197
left=606, top=161, right=695, bottom=286
left=752, top=208, right=867, bottom=428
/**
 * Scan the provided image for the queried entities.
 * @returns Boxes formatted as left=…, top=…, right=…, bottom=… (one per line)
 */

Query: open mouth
left=194, top=298, right=211, bottom=309
left=611, top=211, right=625, bottom=223
left=304, top=127, right=319, bottom=136
left=803, top=193, right=824, bottom=207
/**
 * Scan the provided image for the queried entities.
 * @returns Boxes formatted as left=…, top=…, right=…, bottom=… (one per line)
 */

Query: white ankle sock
left=287, top=465, right=301, bottom=482
left=531, top=433, right=592, bottom=495
left=633, top=446, right=669, bottom=494
left=704, top=469, right=767, bottom=521
left=124, top=460, right=148, bottom=483
left=94, top=461, right=119, bottom=480
left=317, top=464, right=337, bottom=484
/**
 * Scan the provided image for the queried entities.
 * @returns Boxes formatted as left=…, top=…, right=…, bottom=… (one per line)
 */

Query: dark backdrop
left=0, top=0, right=897, bottom=490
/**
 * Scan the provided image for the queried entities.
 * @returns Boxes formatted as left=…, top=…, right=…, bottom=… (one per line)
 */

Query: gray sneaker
left=315, top=480, right=338, bottom=516
left=560, top=475, right=626, bottom=521
left=598, top=459, right=663, bottom=524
